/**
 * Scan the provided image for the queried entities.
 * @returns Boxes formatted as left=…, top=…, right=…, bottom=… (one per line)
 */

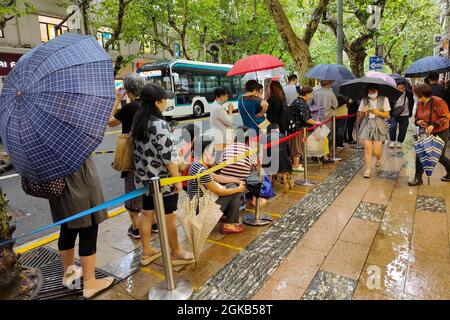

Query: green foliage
left=0, top=0, right=35, bottom=23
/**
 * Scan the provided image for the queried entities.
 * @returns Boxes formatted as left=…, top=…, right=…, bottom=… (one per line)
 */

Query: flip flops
left=171, top=250, right=195, bottom=266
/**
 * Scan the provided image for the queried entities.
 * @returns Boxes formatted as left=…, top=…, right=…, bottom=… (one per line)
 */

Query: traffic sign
left=369, top=56, right=383, bottom=70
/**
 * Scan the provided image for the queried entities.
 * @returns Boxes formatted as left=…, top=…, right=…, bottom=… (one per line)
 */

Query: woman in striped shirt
left=188, top=137, right=246, bottom=234
left=220, top=126, right=266, bottom=207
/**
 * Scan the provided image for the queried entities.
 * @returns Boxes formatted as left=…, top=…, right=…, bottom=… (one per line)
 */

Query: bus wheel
left=193, top=102, right=203, bottom=118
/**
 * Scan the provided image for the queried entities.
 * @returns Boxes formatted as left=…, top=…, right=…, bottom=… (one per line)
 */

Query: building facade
left=0, top=0, right=182, bottom=89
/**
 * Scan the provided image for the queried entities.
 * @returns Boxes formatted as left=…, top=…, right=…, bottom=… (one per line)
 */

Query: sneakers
left=151, top=223, right=158, bottom=233
left=292, top=166, right=305, bottom=172
left=441, top=174, right=450, bottom=182
left=363, top=169, right=371, bottom=178
left=408, top=178, right=423, bottom=186
left=127, top=225, right=140, bottom=239
left=396, top=142, right=403, bottom=148
left=389, top=142, right=396, bottom=148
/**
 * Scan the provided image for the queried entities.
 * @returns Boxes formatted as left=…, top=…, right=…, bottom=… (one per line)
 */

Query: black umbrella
left=339, top=76, right=403, bottom=101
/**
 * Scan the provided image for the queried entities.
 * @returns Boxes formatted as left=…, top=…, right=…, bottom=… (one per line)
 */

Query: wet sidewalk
left=15, top=132, right=450, bottom=300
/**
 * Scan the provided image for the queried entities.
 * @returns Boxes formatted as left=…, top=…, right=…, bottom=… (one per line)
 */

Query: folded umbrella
left=339, top=76, right=403, bottom=102
left=305, top=64, right=356, bottom=81
left=405, top=56, right=450, bottom=78
left=0, top=33, right=115, bottom=182
left=176, top=187, right=224, bottom=264
left=413, top=134, right=446, bottom=185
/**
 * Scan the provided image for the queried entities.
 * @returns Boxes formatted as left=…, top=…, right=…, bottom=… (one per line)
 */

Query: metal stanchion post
left=148, top=177, right=193, bottom=300
left=330, top=116, right=342, bottom=162
left=295, top=128, right=317, bottom=186
left=243, top=137, right=272, bottom=226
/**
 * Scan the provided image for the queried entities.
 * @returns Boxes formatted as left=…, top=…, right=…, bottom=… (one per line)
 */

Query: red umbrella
left=227, top=54, right=285, bottom=76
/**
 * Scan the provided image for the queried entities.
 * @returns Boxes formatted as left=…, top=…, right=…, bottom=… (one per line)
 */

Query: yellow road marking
left=15, top=207, right=128, bottom=254
left=206, top=238, right=243, bottom=251
left=244, top=209, right=281, bottom=218
left=141, top=266, right=200, bottom=290
left=141, top=266, right=166, bottom=280
left=286, top=190, right=307, bottom=195
left=307, top=176, right=324, bottom=180
left=15, top=232, right=60, bottom=254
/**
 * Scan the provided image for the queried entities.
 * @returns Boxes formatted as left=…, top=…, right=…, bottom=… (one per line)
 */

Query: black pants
left=389, top=116, right=409, bottom=143
left=58, top=223, right=99, bottom=257
left=215, top=183, right=242, bottom=224
left=415, top=129, right=450, bottom=178
left=336, top=118, right=347, bottom=147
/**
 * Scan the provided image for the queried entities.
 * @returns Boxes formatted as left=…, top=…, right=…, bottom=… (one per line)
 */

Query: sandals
left=222, top=224, right=244, bottom=234
left=140, top=249, right=162, bottom=266
left=171, top=250, right=195, bottom=266
left=62, top=265, right=83, bottom=288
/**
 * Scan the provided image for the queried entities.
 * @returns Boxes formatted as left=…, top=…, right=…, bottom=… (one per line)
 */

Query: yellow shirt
left=335, top=104, right=348, bottom=117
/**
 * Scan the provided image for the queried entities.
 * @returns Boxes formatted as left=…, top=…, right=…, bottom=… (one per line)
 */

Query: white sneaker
left=396, top=142, right=403, bottom=148
left=389, top=142, right=395, bottom=148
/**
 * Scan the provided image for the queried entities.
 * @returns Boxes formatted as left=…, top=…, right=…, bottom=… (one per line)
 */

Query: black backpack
left=279, top=102, right=296, bottom=134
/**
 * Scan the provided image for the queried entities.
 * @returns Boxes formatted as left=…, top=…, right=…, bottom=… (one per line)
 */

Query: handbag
left=112, top=133, right=134, bottom=172
left=391, top=94, right=407, bottom=118
left=260, top=175, right=276, bottom=198
left=241, top=96, right=271, bottom=130
left=21, top=176, right=66, bottom=199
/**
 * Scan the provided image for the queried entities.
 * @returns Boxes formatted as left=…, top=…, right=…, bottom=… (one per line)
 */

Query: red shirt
left=415, top=96, right=450, bottom=133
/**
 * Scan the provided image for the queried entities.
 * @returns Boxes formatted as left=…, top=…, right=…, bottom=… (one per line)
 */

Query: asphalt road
left=1, top=113, right=243, bottom=246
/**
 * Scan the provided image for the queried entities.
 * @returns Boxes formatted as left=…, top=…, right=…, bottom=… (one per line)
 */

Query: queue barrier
left=0, top=112, right=358, bottom=300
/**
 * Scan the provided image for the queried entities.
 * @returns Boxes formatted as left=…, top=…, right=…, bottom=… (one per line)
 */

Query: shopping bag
left=260, top=175, right=276, bottom=199
left=311, top=125, right=330, bottom=141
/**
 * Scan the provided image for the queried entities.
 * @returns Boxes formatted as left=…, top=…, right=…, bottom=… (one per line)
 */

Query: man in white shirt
left=283, top=74, right=300, bottom=106
left=210, top=86, right=234, bottom=152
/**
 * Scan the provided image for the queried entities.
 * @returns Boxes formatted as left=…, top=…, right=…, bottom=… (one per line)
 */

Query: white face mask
left=368, top=93, right=378, bottom=100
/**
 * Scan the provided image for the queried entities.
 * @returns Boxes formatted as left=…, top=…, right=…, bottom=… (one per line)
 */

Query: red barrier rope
left=336, top=113, right=357, bottom=120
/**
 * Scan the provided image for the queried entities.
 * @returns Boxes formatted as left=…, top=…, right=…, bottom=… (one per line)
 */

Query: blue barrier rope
left=0, top=187, right=149, bottom=249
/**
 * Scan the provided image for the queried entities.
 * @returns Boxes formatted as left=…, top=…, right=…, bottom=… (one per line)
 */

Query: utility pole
left=336, top=0, right=343, bottom=65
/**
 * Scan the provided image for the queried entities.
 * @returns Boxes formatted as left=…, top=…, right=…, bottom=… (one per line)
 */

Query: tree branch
left=103, top=0, right=133, bottom=52
left=302, top=0, right=331, bottom=46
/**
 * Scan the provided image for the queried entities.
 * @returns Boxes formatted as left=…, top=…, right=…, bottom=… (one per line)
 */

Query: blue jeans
left=389, top=116, right=409, bottom=143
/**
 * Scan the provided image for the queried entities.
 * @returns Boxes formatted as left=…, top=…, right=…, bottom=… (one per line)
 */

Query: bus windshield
left=139, top=69, right=173, bottom=91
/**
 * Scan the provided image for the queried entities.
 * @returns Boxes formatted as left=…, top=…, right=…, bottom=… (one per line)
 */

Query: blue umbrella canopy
left=305, top=64, right=356, bottom=81
left=405, top=56, right=450, bottom=78
left=413, top=134, right=446, bottom=185
left=0, top=33, right=115, bottom=182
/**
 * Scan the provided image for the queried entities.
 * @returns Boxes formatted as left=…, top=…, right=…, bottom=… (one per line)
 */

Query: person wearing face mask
left=408, top=84, right=450, bottom=185
left=210, top=86, right=234, bottom=152
left=389, top=81, right=410, bottom=148
left=290, top=86, right=321, bottom=171
left=132, top=83, right=195, bottom=266
left=357, top=85, right=391, bottom=178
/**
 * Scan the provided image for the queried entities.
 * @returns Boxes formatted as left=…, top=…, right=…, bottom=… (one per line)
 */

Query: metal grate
left=19, top=246, right=122, bottom=300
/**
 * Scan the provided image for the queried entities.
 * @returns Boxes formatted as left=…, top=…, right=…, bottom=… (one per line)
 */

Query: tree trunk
left=347, top=49, right=367, bottom=77
left=263, top=0, right=312, bottom=77
left=82, top=0, right=91, bottom=36
left=0, top=186, right=37, bottom=300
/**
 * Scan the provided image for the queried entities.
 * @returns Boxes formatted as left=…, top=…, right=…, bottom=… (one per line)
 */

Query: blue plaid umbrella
left=405, top=56, right=450, bottom=78
left=413, top=134, right=446, bottom=185
left=305, top=64, right=356, bottom=81
left=0, top=33, right=115, bottom=182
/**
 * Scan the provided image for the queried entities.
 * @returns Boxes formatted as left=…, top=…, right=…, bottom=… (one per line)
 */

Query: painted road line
left=206, top=238, right=243, bottom=251
left=141, top=266, right=165, bottom=280
left=244, top=209, right=281, bottom=218
left=0, top=173, right=19, bottom=181
left=15, top=206, right=128, bottom=254
left=15, top=232, right=60, bottom=254
left=141, top=266, right=200, bottom=290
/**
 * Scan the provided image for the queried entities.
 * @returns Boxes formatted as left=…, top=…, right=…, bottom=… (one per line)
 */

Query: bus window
left=193, top=76, right=205, bottom=94
left=205, top=75, right=218, bottom=93
left=219, top=76, right=232, bottom=92
left=232, top=76, right=243, bottom=94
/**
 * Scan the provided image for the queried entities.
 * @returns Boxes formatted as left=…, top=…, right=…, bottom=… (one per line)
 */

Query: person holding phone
left=408, top=84, right=450, bottom=186
left=357, top=85, right=391, bottom=178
